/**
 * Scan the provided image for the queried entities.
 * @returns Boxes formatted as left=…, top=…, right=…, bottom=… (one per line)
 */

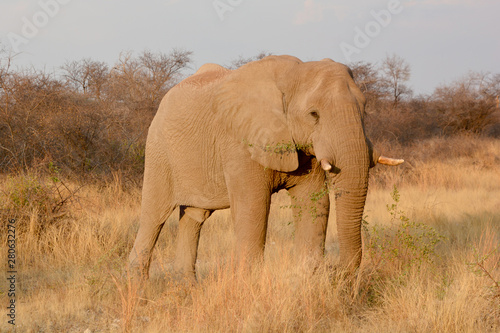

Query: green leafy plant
left=280, top=182, right=329, bottom=225
left=3, top=173, right=53, bottom=210
left=363, top=186, right=445, bottom=273
left=243, top=139, right=313, bottom=155
left=1, top=171, right=81, bottom=235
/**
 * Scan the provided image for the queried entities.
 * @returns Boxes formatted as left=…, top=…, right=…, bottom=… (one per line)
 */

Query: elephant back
left=178, top=63, right=231, bottom=89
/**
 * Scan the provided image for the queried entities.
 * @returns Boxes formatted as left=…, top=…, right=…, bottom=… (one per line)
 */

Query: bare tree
left=379, top=54, right=412, bottom=107
left=109, top=49, right=192, bottom=115
left=61, top=58, right=109, bottom=100
left=0, top=48, right=15, bottom=169
left=139, top=49, right=193, bottom=108
left=432, top=72, right=500, bottom=135
left=108, top=51, right=141, bottom=106
left=0, top=44, right=10, bottom=85
left=349, top=61, right=384, bottom=113
left=228, top=51, right=272, bottom=70
left=0, top=47, right=194, bottom=177
left=0, top=66, right=65, bottom=171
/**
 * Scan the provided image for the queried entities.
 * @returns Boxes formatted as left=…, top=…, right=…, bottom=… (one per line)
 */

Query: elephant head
left=219, top=55, right=402, bottom=268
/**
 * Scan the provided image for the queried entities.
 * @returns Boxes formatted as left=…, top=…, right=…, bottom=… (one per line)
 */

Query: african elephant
left=129, top=55, right=402, bottom=281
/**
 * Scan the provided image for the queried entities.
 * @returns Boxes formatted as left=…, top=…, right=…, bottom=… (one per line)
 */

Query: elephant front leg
left=288, top=176, right=329, bottom=261
left=229, top=188, right=271, bottom=266
left=174, top=206, right=213, bottom=282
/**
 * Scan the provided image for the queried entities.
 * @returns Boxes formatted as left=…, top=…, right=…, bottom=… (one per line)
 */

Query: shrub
left=432, top=72, right=500, bottom=135
left=0, top=49, right=192, bottom=182
left=363, top=186, right=445, bottom=275
left=0, top=170, right=77, bottom=236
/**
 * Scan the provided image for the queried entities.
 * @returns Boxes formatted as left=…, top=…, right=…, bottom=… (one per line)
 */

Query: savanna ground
left=1, top=137, right=499, bottom=333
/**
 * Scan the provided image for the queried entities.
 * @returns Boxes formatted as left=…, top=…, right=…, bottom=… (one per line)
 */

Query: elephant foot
left=171, top=268, right=198, bottom=285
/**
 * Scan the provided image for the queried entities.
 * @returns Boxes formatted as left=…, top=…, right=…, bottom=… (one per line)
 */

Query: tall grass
left=0, top=137, right=499, bottom=332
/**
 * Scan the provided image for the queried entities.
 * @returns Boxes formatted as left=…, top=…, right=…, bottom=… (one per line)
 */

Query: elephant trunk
left=334, top=172, right=368, bottom=269
left=319, top=105, right=370, bottom=269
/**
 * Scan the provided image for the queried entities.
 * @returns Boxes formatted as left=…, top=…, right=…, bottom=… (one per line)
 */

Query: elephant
left=128, top=55, right=403, bottom=281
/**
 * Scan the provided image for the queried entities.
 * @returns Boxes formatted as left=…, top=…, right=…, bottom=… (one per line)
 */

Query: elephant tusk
left=378, top=156, right=404, bottom=166
left=320, top=159, right=332, bottom=171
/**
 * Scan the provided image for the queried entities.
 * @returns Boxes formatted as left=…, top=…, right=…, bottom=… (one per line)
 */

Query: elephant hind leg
left=129, top=204, right=176, bottom=281
left=174, top=206, right=213, bottom=282
left=129, top=165, right=176, bottom=281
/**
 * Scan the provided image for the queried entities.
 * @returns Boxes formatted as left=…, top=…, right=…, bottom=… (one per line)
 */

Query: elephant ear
left=217, top=73, right=299, bottom=172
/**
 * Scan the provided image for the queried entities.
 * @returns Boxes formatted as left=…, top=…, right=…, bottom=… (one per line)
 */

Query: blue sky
left=1, top=0, right=499, bottom=94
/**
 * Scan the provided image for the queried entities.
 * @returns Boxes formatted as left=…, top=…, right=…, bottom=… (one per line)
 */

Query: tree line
left=0, top=48, right=499, bottom=183
left=0, top=47, right=192, bottom=182
left=351, top=54, right=500, bottom=142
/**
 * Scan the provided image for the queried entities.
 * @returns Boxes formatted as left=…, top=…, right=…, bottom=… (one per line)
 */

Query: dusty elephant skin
left=128, top=55, right=403, bottom=282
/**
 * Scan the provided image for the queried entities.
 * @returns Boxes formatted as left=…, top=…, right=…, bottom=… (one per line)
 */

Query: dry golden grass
left=1, top=137, right=499, bottom=332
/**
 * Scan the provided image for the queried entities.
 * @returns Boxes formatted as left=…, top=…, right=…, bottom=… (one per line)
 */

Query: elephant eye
left=309, top=111, right=319, bottom=121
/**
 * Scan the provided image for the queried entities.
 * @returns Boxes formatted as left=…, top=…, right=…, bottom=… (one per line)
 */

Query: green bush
left=0, top=170, right=75, bottom=235
left=363, top=186, right=445, bottom=274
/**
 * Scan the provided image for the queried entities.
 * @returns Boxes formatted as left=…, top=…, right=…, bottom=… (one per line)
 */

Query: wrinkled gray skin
left=129, top=55, right=399, bottom=281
